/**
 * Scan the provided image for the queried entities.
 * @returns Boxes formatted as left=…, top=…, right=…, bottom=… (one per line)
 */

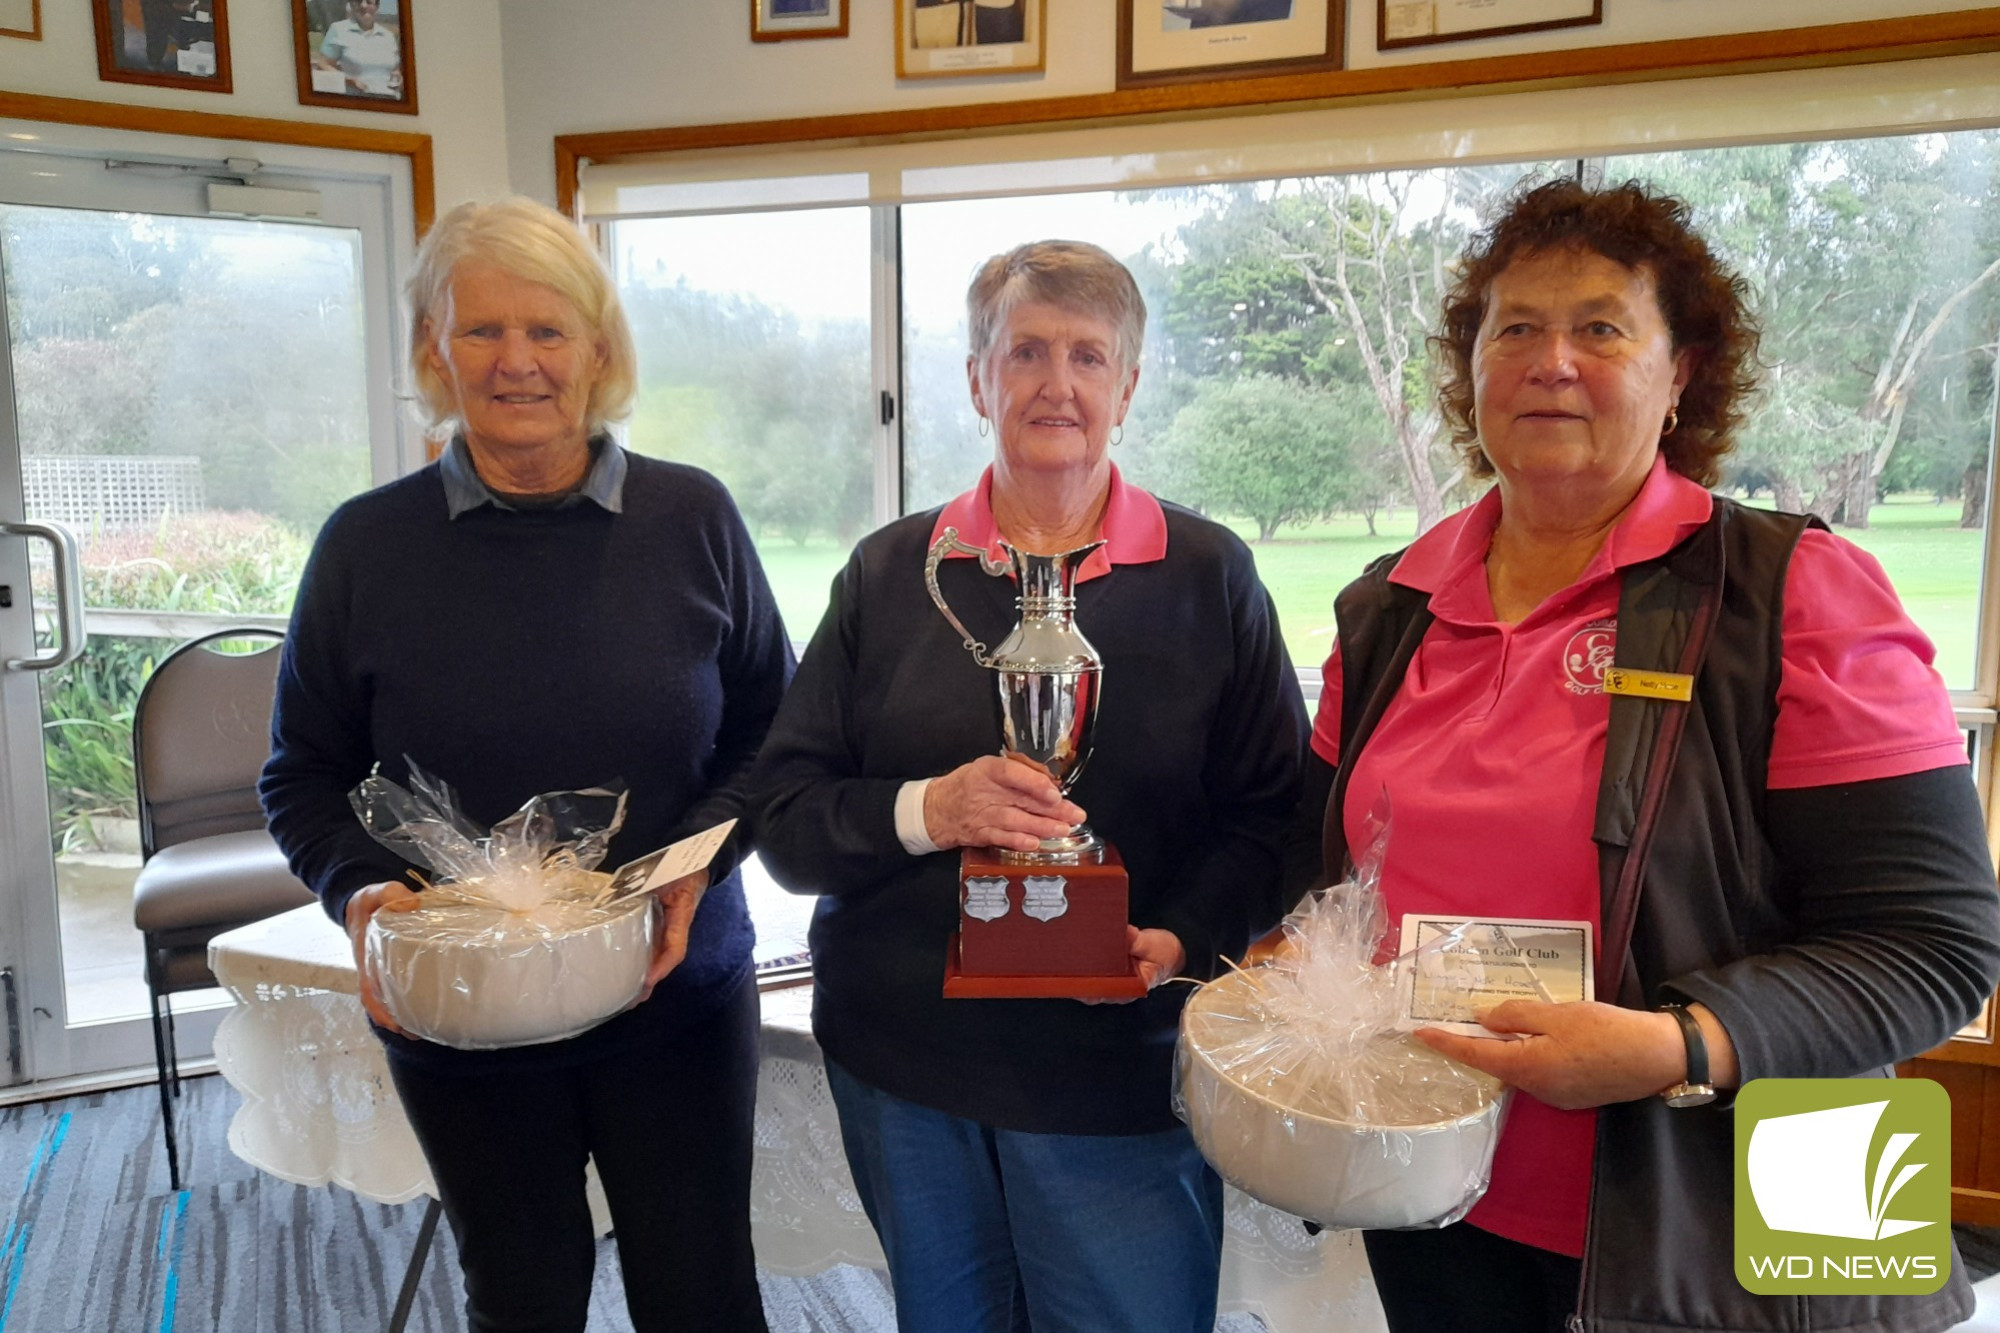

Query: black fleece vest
left=1322, top=496, right=1818, bottom=1005
left=1319, top=497, right=1988, bottom=1330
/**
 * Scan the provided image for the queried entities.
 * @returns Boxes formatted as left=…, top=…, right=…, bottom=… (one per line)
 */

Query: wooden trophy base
left=943, top=844, right=1148, bottom=1000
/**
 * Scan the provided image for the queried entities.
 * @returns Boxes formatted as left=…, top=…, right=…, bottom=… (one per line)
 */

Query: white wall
left=498, top=0, right=2000, bottom=205
left=0, top=0, right=512, bottom=215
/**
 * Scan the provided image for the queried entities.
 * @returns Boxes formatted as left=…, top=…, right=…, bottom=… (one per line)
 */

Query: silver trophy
left=925, top=527, right=1105, bottom=864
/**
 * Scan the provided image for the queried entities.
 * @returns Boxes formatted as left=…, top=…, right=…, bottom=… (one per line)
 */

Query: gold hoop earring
left=977, top=416, right=990, bottom=439
left=1110, top=425, right=1124, bottom=447
left=1662, top=407, right=1680, bottom=438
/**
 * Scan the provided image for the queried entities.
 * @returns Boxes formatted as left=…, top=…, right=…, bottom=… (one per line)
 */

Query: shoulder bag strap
left=1596, top=583, right=1719, bottom=1001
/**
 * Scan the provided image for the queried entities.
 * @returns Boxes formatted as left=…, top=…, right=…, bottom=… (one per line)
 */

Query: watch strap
left=1662, top=1003, right=1709, bottom=1089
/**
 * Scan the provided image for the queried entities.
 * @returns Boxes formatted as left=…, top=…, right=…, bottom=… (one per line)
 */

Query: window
left=899, top=143, right=1998, bottom=693
left=0, top=124, right=412, bottom=1084
left=1612, top=137, right=1999, bottom=690
left=608, top=208, right=877, bottom=645
left=10, top=204, right=376, bottom=1024
left=589, top=60, right=2000, bottom=782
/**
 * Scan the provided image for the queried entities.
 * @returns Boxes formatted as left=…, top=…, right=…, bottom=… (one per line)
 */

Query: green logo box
left=1734, top=1078, right=1952, bottom=1296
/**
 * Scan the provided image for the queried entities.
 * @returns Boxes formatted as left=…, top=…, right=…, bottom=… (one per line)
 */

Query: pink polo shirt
left=1310, top=458, right=1966, bottom=1257
left=930, top=463, right=1170, bottom=578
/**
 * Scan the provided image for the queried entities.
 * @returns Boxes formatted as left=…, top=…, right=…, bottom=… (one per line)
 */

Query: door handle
left=0, top=519, right=85, bottom=672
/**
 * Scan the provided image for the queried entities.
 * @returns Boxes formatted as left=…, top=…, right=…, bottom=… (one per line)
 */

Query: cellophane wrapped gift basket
left=1174, top=827, right=1508, bottom=1230
left=349, top=765, right=659, bottom=1050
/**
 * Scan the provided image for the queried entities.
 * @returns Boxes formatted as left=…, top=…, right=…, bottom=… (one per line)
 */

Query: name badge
left=1395, top=915, right=1595, bottom=1039
left=1602, top=667, right=1694, bottom=702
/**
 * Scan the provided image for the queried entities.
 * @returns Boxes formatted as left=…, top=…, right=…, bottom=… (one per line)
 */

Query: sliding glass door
left=0, top=134, right=405, bottom=1083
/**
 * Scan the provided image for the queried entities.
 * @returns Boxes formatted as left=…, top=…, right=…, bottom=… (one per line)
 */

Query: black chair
left=130, top=628, right=314, bottom=1190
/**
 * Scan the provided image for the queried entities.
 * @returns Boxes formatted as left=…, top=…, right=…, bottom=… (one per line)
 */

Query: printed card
left=1394, top=914, right=1594, bottom=1039
left=604, top=819, right=739, bottom=903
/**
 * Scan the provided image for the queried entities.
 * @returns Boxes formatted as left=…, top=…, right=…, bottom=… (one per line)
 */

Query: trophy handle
left=926, top=526, right=1009, bottom=668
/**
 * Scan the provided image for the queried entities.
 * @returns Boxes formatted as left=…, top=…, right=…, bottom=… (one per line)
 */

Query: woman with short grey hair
left=753, top=239, right=1307, bottom=1332
left=263, top=196, right=790, bottom=1332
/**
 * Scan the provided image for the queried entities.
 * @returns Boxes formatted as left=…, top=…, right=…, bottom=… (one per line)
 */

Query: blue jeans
left=826, top=1059, right=1224, bottom=1333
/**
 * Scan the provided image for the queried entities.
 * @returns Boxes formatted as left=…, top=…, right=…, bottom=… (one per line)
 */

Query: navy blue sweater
left=260, top=451, right=794, bottom=1073
left=751, top=504, right=1307, bottom=1134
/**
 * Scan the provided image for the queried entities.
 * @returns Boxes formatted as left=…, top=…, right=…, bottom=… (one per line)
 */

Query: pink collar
left=929, top=463, right=1169, bottom=583
left=1393, top=455, right=1714, bottom=621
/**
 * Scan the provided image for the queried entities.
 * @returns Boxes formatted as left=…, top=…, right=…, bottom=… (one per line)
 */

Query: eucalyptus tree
left=1621, top=134, right=2000, bottom=527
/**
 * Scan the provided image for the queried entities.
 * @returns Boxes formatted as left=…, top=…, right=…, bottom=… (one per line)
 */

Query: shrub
left=37, top=512, right=308, bottom=852
left=72, top=510, right=307, bottom=615
left=39, top=637, right=152, bottom=853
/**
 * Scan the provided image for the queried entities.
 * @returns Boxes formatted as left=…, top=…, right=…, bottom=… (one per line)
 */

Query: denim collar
left=440, top=434, right=626, bottom=519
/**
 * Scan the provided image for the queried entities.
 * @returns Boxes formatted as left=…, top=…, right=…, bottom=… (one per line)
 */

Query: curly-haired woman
left=1291, top=177, right=2000, bottom=1333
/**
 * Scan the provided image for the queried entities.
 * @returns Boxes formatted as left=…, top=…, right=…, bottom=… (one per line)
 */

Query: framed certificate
left=1378, top=0, right=1601, bottom=51
left=898, top=0, right=1046, bottom=80
left=0, top=0, right=38, bottom=41
left=753, top=0, right=848, bottom=43
left=1119, top=0, right=1342, bottom=90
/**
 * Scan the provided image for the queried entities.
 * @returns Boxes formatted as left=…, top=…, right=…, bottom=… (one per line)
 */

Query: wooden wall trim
left=1912, top=1036, right=2000, bottom=1069
left=555, top=7, right=2000, bottom=216
left=1950, top=1185, right=2000, bottom=1227
left=0, top=89, right=436, bottom=235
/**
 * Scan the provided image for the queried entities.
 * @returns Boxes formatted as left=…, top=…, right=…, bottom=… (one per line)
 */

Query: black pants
left=1365, top=1223, right=1582, bottom=1333
left=387, top=973, right=768, bottom=1333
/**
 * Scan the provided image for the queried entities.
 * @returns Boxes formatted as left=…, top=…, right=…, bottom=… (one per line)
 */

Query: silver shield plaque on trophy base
left=925, top=527, right=1143, bottom=999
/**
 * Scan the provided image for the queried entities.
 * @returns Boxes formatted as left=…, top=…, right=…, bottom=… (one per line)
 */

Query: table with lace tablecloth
left=207, top=903, right=1385, bottom=1333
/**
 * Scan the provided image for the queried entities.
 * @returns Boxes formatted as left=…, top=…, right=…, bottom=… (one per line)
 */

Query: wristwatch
left=1659, top=1004, right=1718, bottom=1108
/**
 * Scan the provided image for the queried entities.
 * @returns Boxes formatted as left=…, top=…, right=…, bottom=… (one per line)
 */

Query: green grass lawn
left=748, top=493, right=1988, bottom=691
left=754, top=540, right=852, bottom=645
left=1219, top=512, right=1422, bottom=677
left=1225, top=495, right=1985, bottom=688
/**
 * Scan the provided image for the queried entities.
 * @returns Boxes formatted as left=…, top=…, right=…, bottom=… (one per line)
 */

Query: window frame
left=575, top=44, right=2000, bottom=851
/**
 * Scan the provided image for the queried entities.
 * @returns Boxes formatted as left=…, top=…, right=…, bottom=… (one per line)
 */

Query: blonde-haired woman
left=261, top=196, right=789, bottom=1332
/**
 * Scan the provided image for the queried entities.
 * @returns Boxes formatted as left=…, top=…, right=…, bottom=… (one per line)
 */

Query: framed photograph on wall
left=1118, top=0, right=1340, bottom=90
left=753, top=0, right=848, bottom=42
left=0, top=1, right=40, bottom=41
left=1378, top=0, right=1600, bottom=51
left=292, top=0, right=418, bottom=114
left=94, top=0, right=231, bottom=92
left=898, top=0, right=1046, bottom=80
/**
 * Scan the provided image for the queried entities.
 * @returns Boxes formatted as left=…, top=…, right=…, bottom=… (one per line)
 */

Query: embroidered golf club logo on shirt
left=1561, top=618, right=1616, bottom=694
left=1735, top=1079, right=1951, bottom=1294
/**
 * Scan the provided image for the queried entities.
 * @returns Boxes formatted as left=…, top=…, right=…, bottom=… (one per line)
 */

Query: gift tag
left=603, top=819, right=739, bottom=903
left=1394, top=914, right=1594, bottom=1039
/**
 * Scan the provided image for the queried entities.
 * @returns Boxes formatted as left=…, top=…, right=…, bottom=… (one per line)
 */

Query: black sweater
left=259, top=453, right=794, bottom=1073
left=751, top=503, right=1308, bottom=1134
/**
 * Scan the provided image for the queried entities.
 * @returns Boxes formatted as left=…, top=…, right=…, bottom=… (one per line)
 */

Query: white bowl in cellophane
left=1176, top=966, right=1507, bottom=1231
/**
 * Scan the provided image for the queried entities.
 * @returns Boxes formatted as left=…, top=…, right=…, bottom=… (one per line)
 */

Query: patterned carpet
left=8, top=1071, right=1999, bottom=1331
left=9, top=1070, right=2000, bottom=1330
left=0, top=1073, right=1271, bottom=1332
left=1960, top=1224, right=2000, bottom=1285
left=0, top=1073, right=892, bottom=1332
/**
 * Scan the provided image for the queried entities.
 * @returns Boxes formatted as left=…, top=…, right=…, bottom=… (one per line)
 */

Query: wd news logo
left=1735, top=1079, right=1952, bottom=1295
